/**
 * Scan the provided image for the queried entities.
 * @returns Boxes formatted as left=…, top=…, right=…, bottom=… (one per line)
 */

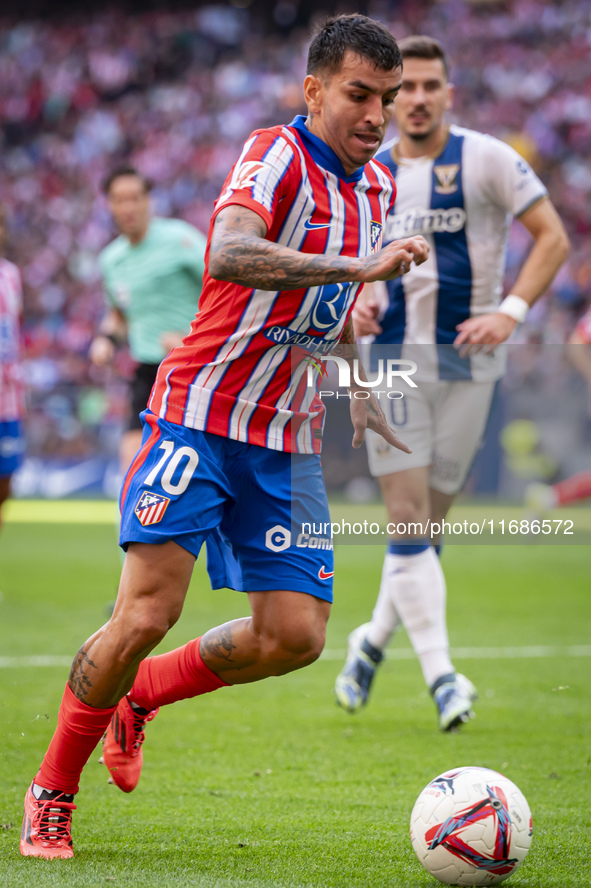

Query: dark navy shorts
left=119, top=411, right=334, bottom=602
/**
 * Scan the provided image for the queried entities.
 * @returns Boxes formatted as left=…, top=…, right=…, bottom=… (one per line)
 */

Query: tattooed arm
left=334, top=316, right=411, bottom=453
left=208, top=205, right=429, bottom=291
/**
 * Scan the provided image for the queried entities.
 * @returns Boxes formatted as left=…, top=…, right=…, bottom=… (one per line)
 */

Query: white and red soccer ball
left=410, top=766, right=533, bottom=886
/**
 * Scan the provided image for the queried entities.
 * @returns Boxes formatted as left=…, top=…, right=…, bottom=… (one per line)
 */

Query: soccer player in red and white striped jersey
left=150, top=115, right=397, bottom=453
left=0, top=205, right=25, bottom=530
left=21, top=15, right=429, bottom=859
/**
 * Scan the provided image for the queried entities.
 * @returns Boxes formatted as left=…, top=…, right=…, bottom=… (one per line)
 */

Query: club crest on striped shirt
left=134, top=491, right=170, bottom=526
left=370, top=220, right=383, bottom=253
left=434, top=164, right=460, bottom=194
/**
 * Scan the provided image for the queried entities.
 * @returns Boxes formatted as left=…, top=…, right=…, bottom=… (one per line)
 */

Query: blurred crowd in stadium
left=0, top=0, right=590, bottom=473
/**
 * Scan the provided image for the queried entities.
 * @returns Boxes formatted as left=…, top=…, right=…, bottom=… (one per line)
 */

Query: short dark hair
left=307, top=14, right=402, bottom=78
left=102, top=165, right=152, bottom=196
left=399, top=35, right=450, bottom=80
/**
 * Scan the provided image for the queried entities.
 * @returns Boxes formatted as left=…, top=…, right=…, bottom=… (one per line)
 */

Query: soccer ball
left=410, top=766, right=533, bottom=886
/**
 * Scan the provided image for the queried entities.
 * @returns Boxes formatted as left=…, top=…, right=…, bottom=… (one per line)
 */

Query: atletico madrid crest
left=134, top=491, right=170, bottom=526
left=370, top=220, right=383, bottom=253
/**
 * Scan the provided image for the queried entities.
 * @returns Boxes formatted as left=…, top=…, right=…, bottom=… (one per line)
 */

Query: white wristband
left=498, top=294, right=529, bottom=324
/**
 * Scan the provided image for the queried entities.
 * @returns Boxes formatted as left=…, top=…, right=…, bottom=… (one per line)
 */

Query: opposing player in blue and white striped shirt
left=335, top=36, right=569, bottom=731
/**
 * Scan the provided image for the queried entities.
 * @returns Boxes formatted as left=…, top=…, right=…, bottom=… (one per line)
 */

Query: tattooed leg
left=201, top=625, right=238, bottom=663
left=58, top=542, right=195, bottom=709
left=199, top=593, right=330, bottom=685
left=68, top=646, right=98, bottom=701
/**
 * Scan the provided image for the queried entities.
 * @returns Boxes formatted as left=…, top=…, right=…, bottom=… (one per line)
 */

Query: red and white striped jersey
left=0, top=258, right=24, bottom=421
left=149, top=115, right=395, bottom=454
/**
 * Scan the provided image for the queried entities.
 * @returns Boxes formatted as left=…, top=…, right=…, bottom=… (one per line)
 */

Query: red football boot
left=20, top=783, right=76, bottom=859
left=101, top=697, right=159, bottom=792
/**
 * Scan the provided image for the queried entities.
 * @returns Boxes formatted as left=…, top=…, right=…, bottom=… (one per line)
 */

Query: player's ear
left=445, top=82, right=454, bottom=112
left=304, top=74, right=324, bottom=116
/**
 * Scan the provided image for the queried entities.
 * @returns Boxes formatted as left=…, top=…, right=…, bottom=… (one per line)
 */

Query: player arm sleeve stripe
left=515, top=192, right=548, bottom=218
left=483, top=136, right=548, bottom=217
left=212, top=195, right=273, bottom=234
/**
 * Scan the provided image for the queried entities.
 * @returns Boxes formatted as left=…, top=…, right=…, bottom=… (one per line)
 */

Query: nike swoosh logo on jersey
left=318, top=566, right=334, bottom=580
left=303, top=219, right=331, bottom=230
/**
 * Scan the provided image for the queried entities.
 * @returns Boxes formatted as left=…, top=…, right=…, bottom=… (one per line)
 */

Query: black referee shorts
left=127, top=363, right=160, bottom=432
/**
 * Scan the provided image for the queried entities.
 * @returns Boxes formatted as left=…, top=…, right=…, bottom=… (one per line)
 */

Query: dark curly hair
left=307, top=14, right=402, bottom=78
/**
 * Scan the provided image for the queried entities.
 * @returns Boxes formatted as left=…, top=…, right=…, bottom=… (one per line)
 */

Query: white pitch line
left=0, top=647, right=590, bottom=669
left=320, top=645, right=591, bottom=661
left=0, top=656, right=72, bottom=668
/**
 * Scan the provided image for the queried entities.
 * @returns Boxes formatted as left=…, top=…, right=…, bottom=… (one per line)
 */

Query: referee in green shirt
left=90, top=166, right=206, bottom=472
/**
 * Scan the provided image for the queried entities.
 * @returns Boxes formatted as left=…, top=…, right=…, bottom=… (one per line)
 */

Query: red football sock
left=36, top=684, right=117, bottom=795
left=554, top=471, right=591, bottom=506
left=128, top=636, right=229, bottom=710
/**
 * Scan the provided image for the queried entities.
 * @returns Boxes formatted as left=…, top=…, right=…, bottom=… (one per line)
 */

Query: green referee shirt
left=98, top=217, right=207, bottom=364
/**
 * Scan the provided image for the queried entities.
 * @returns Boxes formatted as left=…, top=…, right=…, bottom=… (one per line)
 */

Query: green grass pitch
left=0, top=503, right=589, bottom=887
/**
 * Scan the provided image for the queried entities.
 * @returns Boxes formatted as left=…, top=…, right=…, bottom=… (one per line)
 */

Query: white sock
left=32, top=782, right=74, bottom=800
left=366, top=555, right=402, bottom=650
left=375, top=545, right=454, bottom=689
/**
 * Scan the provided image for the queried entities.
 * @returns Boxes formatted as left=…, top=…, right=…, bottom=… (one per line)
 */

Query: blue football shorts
left=0, top=420, right=24, bottom=477
left=119, top=411, right=334, bottom=602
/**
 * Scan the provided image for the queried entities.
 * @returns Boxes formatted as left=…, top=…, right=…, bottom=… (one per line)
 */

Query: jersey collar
left=288, top=115, right=365, bottom=184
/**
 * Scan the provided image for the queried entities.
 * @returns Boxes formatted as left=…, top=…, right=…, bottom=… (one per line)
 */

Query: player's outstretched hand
left=353, top=299, right=383, bottom=337
left=350, top=390, right=411, bottom=453
left=359, top=236, right=429, bottom=283
left=454, top=312, right=517, bottom=357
